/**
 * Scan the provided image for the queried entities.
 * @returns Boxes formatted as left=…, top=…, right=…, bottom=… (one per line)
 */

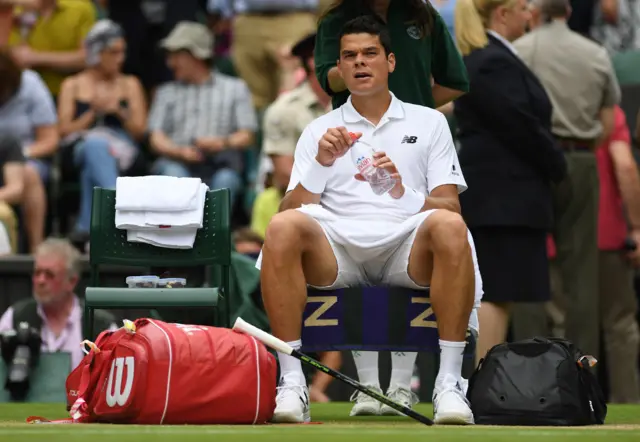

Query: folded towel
left=115, top=183, right=208, bottom=231
left=115, top=176, right=202, bottom=211
left=127, top=229, right=197, bottom=249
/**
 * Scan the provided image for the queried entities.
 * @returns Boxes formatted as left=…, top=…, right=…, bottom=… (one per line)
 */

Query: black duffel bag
left=466, top=337, right=607, bottom=426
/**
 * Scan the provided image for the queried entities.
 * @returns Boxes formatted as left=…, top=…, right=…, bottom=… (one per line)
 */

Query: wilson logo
left=106, top=356, right=135, bottom=407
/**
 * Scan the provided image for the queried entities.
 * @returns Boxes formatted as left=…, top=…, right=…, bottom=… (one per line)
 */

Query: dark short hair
left=0, top=47, right=22, bottom=105
left=339, top=15, right=392, bottom=56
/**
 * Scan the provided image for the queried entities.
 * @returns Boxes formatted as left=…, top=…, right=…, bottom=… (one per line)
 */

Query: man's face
left=337, top=33, right=395, bottom=96
left=32, top=254, right=77, bottom=306
left=166, top=50, right=197, bottom=82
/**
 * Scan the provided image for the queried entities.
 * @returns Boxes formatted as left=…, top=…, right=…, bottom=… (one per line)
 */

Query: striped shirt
left=207, top=0, right=317, bottom=17
left=148, top=72, right=257, bottom=144
left=148, top=72, right=258, bottom=171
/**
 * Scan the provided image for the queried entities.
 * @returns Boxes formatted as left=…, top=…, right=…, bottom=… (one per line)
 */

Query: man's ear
left=387, top=52, right=396, bottom=74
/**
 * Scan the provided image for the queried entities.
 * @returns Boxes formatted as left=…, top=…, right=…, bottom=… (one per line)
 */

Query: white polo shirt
left=288, top=92, right=467, bottom=225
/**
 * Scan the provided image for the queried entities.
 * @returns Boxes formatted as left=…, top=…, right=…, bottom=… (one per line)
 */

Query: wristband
left=299, top=158, right=334, bottom=194
left=396, top=186, right=425, bottom=215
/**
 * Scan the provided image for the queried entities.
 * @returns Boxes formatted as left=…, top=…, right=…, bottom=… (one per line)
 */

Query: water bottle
left=349, top=133, right=396, bottom=195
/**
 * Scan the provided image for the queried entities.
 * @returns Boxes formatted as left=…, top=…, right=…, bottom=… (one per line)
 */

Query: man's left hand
left=194, top=137, right=226, bottom=153
left=11, top=45, right=37, bottom=68
left=354, top=151, right=404, bottom=199
left=626, top=229, right=640, bottom=267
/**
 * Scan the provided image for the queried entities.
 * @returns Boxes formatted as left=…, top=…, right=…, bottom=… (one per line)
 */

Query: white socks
left=352, top=351, right=379, bottom=387
left=278, top=340, right=304, bottom=386
left=390, top=352, right=418, bottom=390
left=436, top=339, right=466, bottom=388
left=352, top=351, right=418, bottom=390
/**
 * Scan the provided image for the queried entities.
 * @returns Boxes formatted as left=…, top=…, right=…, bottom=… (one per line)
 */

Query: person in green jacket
left=315, top=0, right=470, bottom=110
left=314, top=0, right=470, bottom=418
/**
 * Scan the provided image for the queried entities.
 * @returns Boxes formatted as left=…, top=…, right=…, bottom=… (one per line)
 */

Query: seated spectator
left=148, top=21, right=257, bottom=211
left=8, top=0, right=96, bottom=98
left=0, top=237, right=117, bottom=371
left=57, top=19, right=147, bottom=247
left=0, top=47, right=58, bottom=253
left=0, top=135, right=25, bottom=254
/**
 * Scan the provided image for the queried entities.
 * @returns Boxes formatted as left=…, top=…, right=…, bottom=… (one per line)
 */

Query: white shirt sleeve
left=286, top=125, right=319, bottom=193
left=426, top=113, right=467, bottom=194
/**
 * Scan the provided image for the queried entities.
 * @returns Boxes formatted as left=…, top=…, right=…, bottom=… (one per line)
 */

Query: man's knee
left=263, top=210, right=307, bottom=254
left=422, top=210, right=469, bottom=252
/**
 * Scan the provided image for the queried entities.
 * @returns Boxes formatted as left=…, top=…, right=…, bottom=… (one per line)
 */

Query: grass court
left=0, top=402, right=639, bottom=441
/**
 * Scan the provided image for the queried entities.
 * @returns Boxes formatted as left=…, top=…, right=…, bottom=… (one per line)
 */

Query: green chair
left=83, top=187, right=232, bottom=339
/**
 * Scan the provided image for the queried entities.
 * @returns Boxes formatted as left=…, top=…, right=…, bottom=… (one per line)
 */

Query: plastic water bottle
left=349, top=133, right=396, bottom=195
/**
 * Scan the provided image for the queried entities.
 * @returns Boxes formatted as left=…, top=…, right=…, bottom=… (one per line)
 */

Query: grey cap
left=160, top=21, right=214, bottom=59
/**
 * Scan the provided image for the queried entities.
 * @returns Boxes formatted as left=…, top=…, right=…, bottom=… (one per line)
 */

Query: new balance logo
left=401, top=135, right=417, bottom=144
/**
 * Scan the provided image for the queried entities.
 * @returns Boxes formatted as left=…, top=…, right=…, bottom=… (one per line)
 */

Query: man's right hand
left=316, top=127, right=361, bottom=167
left=179, top=146, right=204, bottom=163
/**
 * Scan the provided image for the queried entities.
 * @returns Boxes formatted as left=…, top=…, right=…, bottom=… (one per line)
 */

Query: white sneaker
left=433, top=376, right=474, bottom=425
left=349, top=386, right=383, bottom=416
left=272, top=384, right=310, bottom=423
left=380, top=386, right=419, bottom=416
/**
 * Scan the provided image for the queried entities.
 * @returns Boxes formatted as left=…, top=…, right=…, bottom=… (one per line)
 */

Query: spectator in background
left=0, top=47, right=58, bottom=253
left=514, top=0, right=621, bottom=360
left=252, top=33, right=331, bottom=239
left=148, top=21, right=257, bottom=212
left=57, top=19, right=147, bottom=248
left=0, top=238, right=117, bottom=371
left=453, top=0, right=567, bottom=362
left=207, top=0, right=318, bottom=111
left=590, top=0, right=640, bottom=54
left=590, top=105, right=640, bottom=403
left=315, top=0, right=469, bottom=111
left=314, top=0, right=470, bottom=416
left=7, top=0, right=96, bottom=98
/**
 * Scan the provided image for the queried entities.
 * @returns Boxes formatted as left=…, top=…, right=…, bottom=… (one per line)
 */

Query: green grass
left=0, top=403, right=639, bottom=441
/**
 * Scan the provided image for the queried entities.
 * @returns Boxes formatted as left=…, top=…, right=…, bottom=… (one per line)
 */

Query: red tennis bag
left=65, top=318, right=277, bottom=424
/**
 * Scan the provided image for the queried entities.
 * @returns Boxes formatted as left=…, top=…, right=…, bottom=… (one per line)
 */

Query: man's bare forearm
left=432, top=84, right=466, bottom=108
left=615, top=163, right=640, bottom=228
left=278, top=184, right=321, bottom=212
left=31, top=50, right=86, bottom=73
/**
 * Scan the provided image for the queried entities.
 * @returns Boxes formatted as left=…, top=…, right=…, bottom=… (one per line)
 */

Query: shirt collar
left=37, top=295, right=81, bottom=326
left=341, top=91, right=405, bottom=124
left=487, top=30, right=518, bottom=56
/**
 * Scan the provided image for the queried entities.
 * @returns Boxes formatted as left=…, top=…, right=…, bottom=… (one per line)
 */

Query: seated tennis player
left=256, top=16, right=482, bottom=425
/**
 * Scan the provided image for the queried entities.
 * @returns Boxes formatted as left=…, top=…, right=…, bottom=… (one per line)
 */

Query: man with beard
left=0, top=238, right=116, bottom=371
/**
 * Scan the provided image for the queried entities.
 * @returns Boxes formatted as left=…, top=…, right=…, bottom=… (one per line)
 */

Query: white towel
left=115, top=176, right=202, bottom=211
left=127, top=230, right=197, bottom=249
left=115, top=183, right=208, bottom=231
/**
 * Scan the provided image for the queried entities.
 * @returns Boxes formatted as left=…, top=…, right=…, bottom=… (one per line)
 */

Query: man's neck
left=350, top=89, right=392, bottom=126
left=42, top=294, right=74, bottom=325
left=309, top=79, right=331, bottom=108
left=189, top=67, right=211, bottom=85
